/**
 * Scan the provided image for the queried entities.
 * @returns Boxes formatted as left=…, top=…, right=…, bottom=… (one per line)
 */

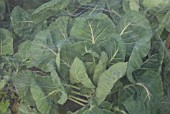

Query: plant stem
left=71, top=90, right=90, bottom=98
left=63, top=83, right=81, bottom=90
left=69, top=95, right=88, bottom=103
left=68, top=98, right=86, bottom=107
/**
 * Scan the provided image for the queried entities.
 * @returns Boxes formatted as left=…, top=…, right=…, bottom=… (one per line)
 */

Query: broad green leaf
left=0, top=29, right=13, bottom=55
left=123, top=0, right=140, bottom=12
left=34, top=74, right=68, bottom=105
left=48, top=16, right=71, bottom=72
left=14, top=41, right=31, bottom=62
left=120, top=70, right=163, bottom=114
left=117, top=11, right=152, bottom=82
left=82, top=107, right=115, bottom=114
left=49, top=16, right=70, bottom=43
left=11, top=6, right=34, bottom=39
left=48, top=62, right=67, bottom=104
left=12, top=71, right=36, bottom=105
left=18, top=103, right=38, bottom=114
left=93, top=52, right=108, bottom=84
left=104, top=0, right=123, bottom=24
left=123, top=95, right=150, bottom=114
left=78, top=0, right=91, bottom=5
left=160, top=10, right=170, bottom=32
left=31, top=80, right=51, bottom=114
left=32, top=0, right=70, bottom=24
left=77, top=0, right=91, bottom=5
left=49, top=16, right=70, bottom=72
left=142, top=0, right=169, bottom=8
left=136, top=40, right=164, bottom=74
left=30, top=30, right=56, bottom=71
left=127, top=39, right=151, bottom=82
left=98, top=34, right=126, bottom=64
left=117, top=11, right=152, bottom=56
left=85, top=61, right=96, bottom=77
left=136, top=70, right=163, bottom=112
left=129, top=0, right=140, bottom=11
left=70, top=57, right=95, bottom=88
left=0, top=79, right=6, bottom=90
left=99, top=101, right=113, bottom=110
left=0, top=100, right=10, bottom=113
left=49, top=105, right=60, bottom=114
left=0, top=0, right=5, bottom=20
left=70, top=13, right=116, bottom=53
left=95, top=62, right=127, bottom=105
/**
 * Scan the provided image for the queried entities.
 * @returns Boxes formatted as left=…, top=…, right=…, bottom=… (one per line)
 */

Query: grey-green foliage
left=0, top=0, right=5, bottom=20
left=18, top=103, right=38, bottom=114
left=123, top=0, right=140, bottom=12
left=30, top=30, right=56, bottom=71
left=47, top=62, right=67, bottom=104
left=14, top=41, right=32, bottom=63
left=0, top=29, right=13, bottom=55
left=32, top=0, right=70, bottom=24
left=1, top=0, right=169, bottom=114
left=117, top=11, right=152, bottom=82
left=31, top=80, right=51, bottom=114
left=93, top=52, right=108, bottom=84
left=69, top=107, right=116, bottom=114
left=138, top=40, right=164, bottom=74
left=159, top=10, right=170, bottom=32
left=142, top=0, right=170, bottom=8
left=70, top=13, right=116, bottom=54
left=119, top=70, right=163, bottom=114
left=11, top=6, right=34, bottom=39
left=95, top=62, right=127, bottom=105
left=12, top=71, right=37, bottom=106
left=70, top=57, right=95, bottom=88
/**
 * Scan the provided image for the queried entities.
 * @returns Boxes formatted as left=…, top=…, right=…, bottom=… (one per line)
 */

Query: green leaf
left=136, top=70, right=163, bottom=112
left=32, top=0, right=70, bottom=24
left=12, top=71, right=36, bottom=105
left=104, top=0, right=123, bottom=24
left=93, top=52, right=108, bottom=84
left=129, top=0, right=140, bottom=11
left=0, top=29, right=13, bottom=55
left=99, top=34, right=126, bottom=64
left=117, top=11, right=152, bottom=56
left=30, top=30, right=56, bottom=71
left=136, top=40, right=164, bottom=74
left=0, top=100, right=10, bottom=113
left=142, top=0, right=168, bottom=8
left=119, top=70, right=163, bottom=114
left=95, top=62, right=127, bottom=105
left=77, top=0, right=91, bottom=5
left=49, top=105, right=60, bottom=114
left=31, top=80, right=51, bottom=114
left=160, top=10, right=170, bottom=32
left=123, top=95, right=150, bottom=114
left=0, top=79, right=6, bottom=90
left=117, top=11, right=152, bottom=82
left=0, top=0, right=5, bottom=20
left=10, top=6, right=34, bottom=39
left=48, top=62, right=67, bottom=104
left=70, top=13, right=116, bottom=53
left=127, top=39, right=151, bottom=82
left=14, top=41, right=31, bottom=62
left=85, top=61, right=96, bottom=77
left=48, top=16, right=69, bottom=43
left=123, top=0, right=140, bottom=12
left=18, top=103, right=38, bottom=114
left=70, top=57, right=95, bottom=88
left=82, top=107, right=115, bottom=114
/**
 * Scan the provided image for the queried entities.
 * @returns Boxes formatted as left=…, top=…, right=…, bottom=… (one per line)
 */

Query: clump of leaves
left=0, top=0, right=170, bottom=114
